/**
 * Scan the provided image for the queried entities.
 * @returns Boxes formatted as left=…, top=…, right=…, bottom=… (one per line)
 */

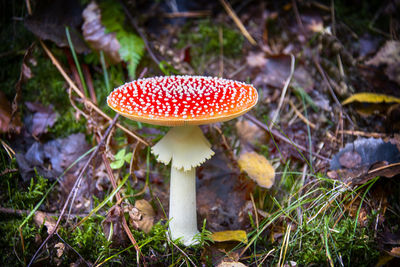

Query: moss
left=0, top=0, right=36, bottom=100
left=0, top=154, right=49, bottom=210
left=334, top=0, right=389, bottom=35
left=57, top=216, right=114, bottom=264
left=47, top=109, right=87, bottom=138
left=22, top=48, right=67, bottom=107
left=0, top=217, right=44, bottom=266
left=178, top=19, right=244, bottom=68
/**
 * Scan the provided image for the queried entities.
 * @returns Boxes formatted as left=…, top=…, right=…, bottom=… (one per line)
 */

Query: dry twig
left=163, top=10, right=211, bottom=18
left=291, top=0, right=354, bottom=129
left=219, top=0, right=257, bottom=45
left=244, top=114, right=329, bottom=161
left=39, top=40, right=149, bottom=146
left=270, top=54, right=295, bottom=128
left=288, top=99, right=316, bottom=129
left=119, top=0, right=161, bottom=66
left=28, top=115, right=120, bottom=267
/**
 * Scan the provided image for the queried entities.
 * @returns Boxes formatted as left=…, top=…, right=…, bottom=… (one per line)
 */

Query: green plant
left=178, top=19, right=244, bottom=68
left=110, top=148, right=132, bottom=169
left=2, top=169, right=49, bottom=210
left=99, top=0, right=145, bottom=79
left=193, top=219, right=213, bottom=247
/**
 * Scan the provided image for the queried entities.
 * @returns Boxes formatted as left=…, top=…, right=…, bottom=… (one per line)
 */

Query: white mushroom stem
left=169, top=166, right=198, bottom=245
left=152, top=125, right=214, bottom=246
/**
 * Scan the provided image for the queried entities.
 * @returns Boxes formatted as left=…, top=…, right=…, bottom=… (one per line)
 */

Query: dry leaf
left=238, top=152, right=275, bottom=189
left=342, top=93, right=400, bottom=105
left=24, top=0, right=88, bottom=53
left=25, top=102, right=58, bottom=136
left=246, top=52, right=267, bottom=68
left=82, top=1, right=121, bottom=64
left=55, top=242, right=65, bottom=258
left=236, top=119, right=266, bottom=148
left=0, top=92, right=21, bottom=133
left=339, top=151, right=362, bottom=169
left=102, top=205, right=128, bottom=247
left=125, top=199, right=155, bottom=234
left=211, top=230, right=248, bottom=244
left=376, top=254, right=395, bottom=267
left=217, top=261, right=247, bottom=267
left=34, top=211, right=56, bottom=235
left=366, top=41, right=400, bottom=85
left=389, top=247, right=400, bottom=257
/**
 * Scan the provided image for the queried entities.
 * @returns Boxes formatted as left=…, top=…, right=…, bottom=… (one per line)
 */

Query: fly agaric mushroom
left=107, top=75, right=258, bottom=245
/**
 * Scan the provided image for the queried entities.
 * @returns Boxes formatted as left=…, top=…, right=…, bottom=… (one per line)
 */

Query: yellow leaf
left=342, top=93, right=400, bottom=105
left=238, top=152, right=275, bottom=188
left=211, top=230, right=248, bottom=244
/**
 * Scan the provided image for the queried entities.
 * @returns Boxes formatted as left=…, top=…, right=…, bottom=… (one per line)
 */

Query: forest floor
left=1, top=0, right=400, bottom=266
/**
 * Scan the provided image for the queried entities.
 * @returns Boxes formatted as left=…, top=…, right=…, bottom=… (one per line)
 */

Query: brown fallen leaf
left=55, top=242, right=65, bottom=258
left=217, top=261, right=247, bottom=267
left=102, top=205, right=128, bottom=247
left=235, top=119, right=267, bottom=150
left=246, top=52, right=267, bottom=68
left=389, top=247, right=400, bottom=257
left=238, top=152, right=275, bottom=189
left=82, top=1, right=121, bottom=64
left=125, top=199, right=155, bottom=234
left=339, top=151, right=362, bottom=169
left=33, top=211, right=56, bottom=235
left=366, top=41, right=400, bottom=85
left=24, top=0, right=88, bottom=53
left=329, top=162, right=400, bottom=185
left=211, top=230, right=248, bottom=244
left=0, top=92, right=22, bottom=134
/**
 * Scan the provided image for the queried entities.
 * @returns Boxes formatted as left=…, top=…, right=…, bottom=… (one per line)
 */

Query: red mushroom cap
left=107, top=75, right=258, bottom=126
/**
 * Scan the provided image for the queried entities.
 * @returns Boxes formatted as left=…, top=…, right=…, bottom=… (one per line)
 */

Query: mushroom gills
left=151, top=125, right=214, bottom=171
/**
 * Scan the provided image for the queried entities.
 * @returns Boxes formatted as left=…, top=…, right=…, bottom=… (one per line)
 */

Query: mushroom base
left=169, top=166, right=199, bottom=246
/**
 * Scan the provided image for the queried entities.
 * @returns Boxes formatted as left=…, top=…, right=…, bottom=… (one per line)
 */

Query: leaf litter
left=2, top=0, right=400, bottom=266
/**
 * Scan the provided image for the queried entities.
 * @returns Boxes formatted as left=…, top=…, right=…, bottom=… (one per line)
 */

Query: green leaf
left=114, top=149, right=126, bottom=160
left=99, top=0, right=145, bottom=79
left=159, top=60, right=179, bottom=76
left=110, top=159, right=124, bottom=169
left=293, top=86, right=319, bottom=112
left=123, top=152, right=133, bottom=163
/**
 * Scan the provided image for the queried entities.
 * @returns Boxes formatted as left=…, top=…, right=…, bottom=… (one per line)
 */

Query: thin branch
left=119, top=0, right=161, bottom=66
left=100, top=153, right=142, bottom=264
left=166, top=234, right=197, bottom=267
left=270, top=54, right=295, bottom=128
left=244, top=114, right=329, bottom=161
left=55, top=232, right=90, bottom=266
left=219, top=0, right=257, bottom=45
left=163, top=10, right=211, bottom=18
left=288, top=100, right=316, bottom=129
left=27, top=114, right=120, bottom=267
left=291, top=0, right=354, bottom=127
left=0, top=168, right=18, bottom=176
left=39, top=40, right=150, bottom=146
left=0, top=207, right=98, bottom=218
